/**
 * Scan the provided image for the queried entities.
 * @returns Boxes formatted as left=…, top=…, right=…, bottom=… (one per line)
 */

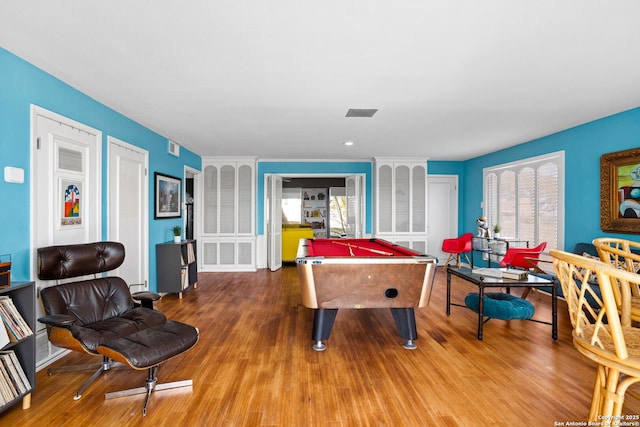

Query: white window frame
left=482, top=151, right=565, bottom=251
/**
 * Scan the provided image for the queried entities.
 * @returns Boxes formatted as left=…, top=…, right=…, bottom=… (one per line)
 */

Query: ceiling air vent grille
left=346, top=109, right=378, bottom=118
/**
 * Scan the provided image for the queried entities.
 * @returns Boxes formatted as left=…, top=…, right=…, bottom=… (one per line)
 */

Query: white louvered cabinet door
left=200, top=158, right=256, bottom=272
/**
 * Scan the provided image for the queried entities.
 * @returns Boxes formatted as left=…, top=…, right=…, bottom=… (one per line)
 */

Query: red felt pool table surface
left=303, top=238, right=421, bottom=257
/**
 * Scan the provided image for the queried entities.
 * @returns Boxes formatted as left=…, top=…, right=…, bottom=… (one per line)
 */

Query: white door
left=32, top=106, right=101, bottom=367
left=427, top=175, right=458, bottom=264
left=345, top=174, right=364, bottom=237
left=267, top=175, right=283, bottom=271
left=108, top=137, right=148, bottom=292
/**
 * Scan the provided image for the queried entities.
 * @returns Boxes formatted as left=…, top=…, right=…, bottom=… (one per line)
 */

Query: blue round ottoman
left=464, top=292, right=535, bottom=320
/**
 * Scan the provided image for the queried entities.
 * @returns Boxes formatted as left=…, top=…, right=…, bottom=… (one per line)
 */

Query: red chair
left=500, top=242, right=547, bottom=299
left=499, top=242, right=547, bottom=270
left=441, top=233, right=474, bottom=268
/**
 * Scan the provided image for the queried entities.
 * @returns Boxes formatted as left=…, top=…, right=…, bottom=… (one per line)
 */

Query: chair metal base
left=48, top=356, right=124, bottom=400
left=104, top=366, right=193, bottom=416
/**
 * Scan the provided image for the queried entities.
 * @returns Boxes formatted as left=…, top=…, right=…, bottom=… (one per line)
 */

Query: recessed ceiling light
left=344, top=141, right=355, bottom=146
left=346, top=109, right=377, bottom=118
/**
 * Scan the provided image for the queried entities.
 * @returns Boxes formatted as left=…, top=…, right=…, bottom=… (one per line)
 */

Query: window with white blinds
left=483, top=151, right=564, bottom=251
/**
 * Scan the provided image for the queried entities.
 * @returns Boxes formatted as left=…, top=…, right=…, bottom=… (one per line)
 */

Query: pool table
left=296, top=238, right=437, bottom=351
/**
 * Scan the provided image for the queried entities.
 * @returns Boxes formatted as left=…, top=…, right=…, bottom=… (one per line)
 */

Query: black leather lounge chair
left=37, top=241, right=199, bottom=415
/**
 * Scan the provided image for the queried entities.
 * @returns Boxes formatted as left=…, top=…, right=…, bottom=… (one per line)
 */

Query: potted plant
left=493, top=224, right=501, bottom=238
left=171, top=225, right=182, bottom=243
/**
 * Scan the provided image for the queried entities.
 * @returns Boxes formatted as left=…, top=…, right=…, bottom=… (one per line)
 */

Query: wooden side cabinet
left=0, top=281, right=35, bottom=413
left=156, top=240, right=198, bottom=298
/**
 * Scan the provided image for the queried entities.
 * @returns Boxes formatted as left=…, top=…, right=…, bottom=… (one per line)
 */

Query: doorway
left=108, top=136, right=148, bottom=293
left=185, top=171, right=195, bottom=240
left=282, top=177, right=349, bottom=238
left=184, top=167, right=200, bottom=272
left=31, top=106, right=102, bottom=368
left=427, top=175, right=458, bottom=264
left=265, top=174, right=365, bottom=271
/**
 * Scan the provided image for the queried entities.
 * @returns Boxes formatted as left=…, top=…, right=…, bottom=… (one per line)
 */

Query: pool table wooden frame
left=296, top=238, right=437, bottom=351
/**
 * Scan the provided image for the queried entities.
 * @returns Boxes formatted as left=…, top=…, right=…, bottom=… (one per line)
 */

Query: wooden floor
left=3, top=266, right=640, bottom=426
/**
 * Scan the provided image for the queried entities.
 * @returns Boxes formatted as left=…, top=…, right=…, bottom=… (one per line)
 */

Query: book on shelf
left=3, top=295, right=33, bottom=335
left=181, top=267, right=189, bottom=290
left=0, top=295, right=33, bottom=341
left=471, top=267, right=529, bottom=280
left=0, top=357, right=16, bottom=402
left=0, top=349, right=30, bottom=403
left=180, top=242, right=196, bottom=267
left=186, top=242, right=196, bottom=264
left=0, top=303, right=23, bottom=341
left=0, top=354, right=21, bottom=396
left=0, top=351, right=29, bottom=395
left=0, top=316, right=9, bottom=349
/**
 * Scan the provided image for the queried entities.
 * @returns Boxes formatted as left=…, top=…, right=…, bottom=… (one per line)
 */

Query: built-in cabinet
left=201, top=158, right=256, bottom=271
left=374, top=158, right=428, bottom=253
left=0, top=281, right=35, bottom=413
left=156, top=240, right=197, bottom=298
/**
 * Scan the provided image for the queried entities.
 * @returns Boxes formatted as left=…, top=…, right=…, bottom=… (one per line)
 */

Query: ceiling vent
left=346, top=109, right=378, bottom=118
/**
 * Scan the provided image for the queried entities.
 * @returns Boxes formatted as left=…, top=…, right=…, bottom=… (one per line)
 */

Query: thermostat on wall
left=4, top=166, right=24, bottom=184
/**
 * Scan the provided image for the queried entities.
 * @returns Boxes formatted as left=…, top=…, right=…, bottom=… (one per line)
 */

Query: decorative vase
left=173, top=236, right=181, bottom=243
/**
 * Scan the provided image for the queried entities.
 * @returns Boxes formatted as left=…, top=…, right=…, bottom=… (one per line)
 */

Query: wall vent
left=168, top=140, right=180, bottom=157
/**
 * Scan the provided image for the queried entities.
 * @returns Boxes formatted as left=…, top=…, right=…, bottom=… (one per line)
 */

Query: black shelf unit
left=0, top=281, right=35, bottom=413
left=156, top=240, right=197, bottom=298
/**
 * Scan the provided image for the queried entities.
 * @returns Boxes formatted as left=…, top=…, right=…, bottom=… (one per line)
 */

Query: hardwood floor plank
left=3, top=267, right=640, bottom=426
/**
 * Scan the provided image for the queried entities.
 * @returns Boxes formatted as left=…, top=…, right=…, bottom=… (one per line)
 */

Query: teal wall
left=462, top=108, right=640, bottom=251
left=429, top=108, right=640, bottom=252
left=0, top=48, right=201, bottom=288
left=256, top=161, right=373, bottom=235
left=3, top=46, right=640, bottom=284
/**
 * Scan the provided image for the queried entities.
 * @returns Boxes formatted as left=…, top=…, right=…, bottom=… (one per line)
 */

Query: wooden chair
left=593, top=237, right=640, bottom=322
left=551, top=249, right=640, bottom=420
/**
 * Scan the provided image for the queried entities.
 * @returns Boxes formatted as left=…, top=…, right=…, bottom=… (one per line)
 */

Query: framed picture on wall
left=600, top=147, right=640, bottom=234
left=60, top=179, right=83, bottom=227
left=154, top=172, right=182, bottom=219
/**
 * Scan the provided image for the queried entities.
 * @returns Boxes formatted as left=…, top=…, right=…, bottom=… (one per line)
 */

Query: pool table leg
left=390, top=308, right=418, bottom=350
left=311, top=308, right=338, bottom=351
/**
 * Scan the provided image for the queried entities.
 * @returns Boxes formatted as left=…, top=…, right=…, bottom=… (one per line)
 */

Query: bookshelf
left=156, top=240, right=197, bottom=298
left=0, top=281, right=35, bottom=413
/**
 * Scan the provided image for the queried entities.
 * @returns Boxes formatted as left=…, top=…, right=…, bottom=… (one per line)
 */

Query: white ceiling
left=2, top=1, right=640, bottom=161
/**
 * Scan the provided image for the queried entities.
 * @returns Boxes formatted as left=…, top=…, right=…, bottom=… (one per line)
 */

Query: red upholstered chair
left=441, top=233, right=474, bottom=268
left=500, top=242, right=547, bottom=299
left=499, top=242, right=547, bottom=270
